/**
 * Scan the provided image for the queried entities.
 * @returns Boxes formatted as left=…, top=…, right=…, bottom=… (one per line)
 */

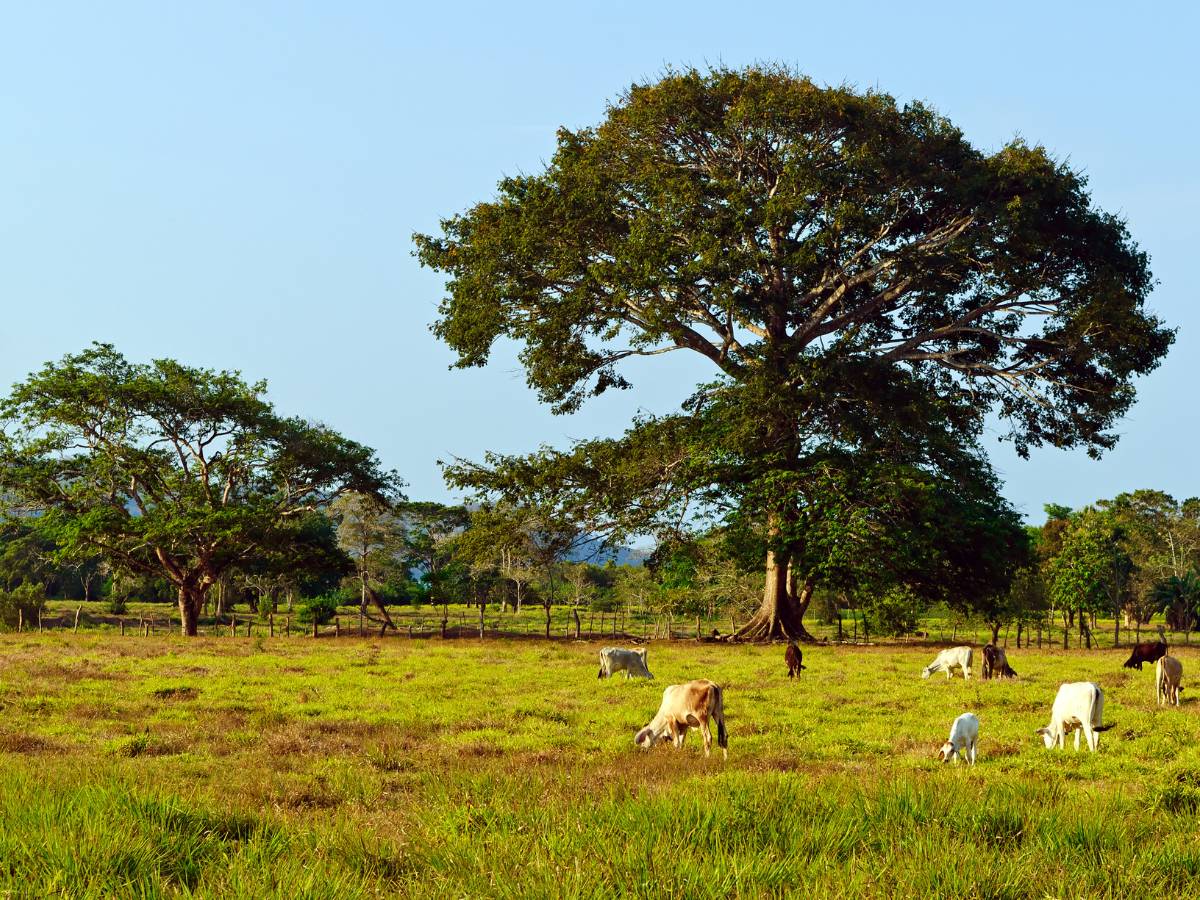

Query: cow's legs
left=699, top=716, right=713, bottom=758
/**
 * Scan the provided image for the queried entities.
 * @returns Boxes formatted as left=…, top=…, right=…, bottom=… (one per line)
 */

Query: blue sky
left=2, top=2, right=1196, bottom=524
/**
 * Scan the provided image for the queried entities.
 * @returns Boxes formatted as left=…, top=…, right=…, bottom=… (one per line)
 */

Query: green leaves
left=418, top=64, right=1171, bottom=451
left=0, top=345, right=401, bottom=628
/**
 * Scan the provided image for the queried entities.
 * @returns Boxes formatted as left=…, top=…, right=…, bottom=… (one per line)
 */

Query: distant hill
left=565, top=543, right=650, bottom=567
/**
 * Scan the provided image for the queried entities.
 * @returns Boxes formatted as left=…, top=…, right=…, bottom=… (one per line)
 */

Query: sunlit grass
left=1, top=633, right=1199, bottom=896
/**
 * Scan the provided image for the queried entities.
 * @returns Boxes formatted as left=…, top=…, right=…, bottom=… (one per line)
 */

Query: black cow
left=1123, top=641, right=1167, bottom=671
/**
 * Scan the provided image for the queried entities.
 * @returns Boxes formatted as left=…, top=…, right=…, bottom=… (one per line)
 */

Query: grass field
left=2, top=633, right=1200, bottom=898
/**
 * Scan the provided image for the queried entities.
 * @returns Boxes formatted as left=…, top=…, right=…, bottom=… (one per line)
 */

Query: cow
left=1036, top=682, right=1115, bottom=752
left=1156, top=655, right=1184, bottom=706
left=635, top=679, right=728, bottom=759
left=981, top=643, right=1017, bottom=679
left=785, top=642, right=805, bottom=678
left=921, top=646, right=973, bottom=680
left=1123, top=641, right=1167, bottom=671
left=938, top=712, right=979, bottom=765
left=598, top=647, right=653, bottom=680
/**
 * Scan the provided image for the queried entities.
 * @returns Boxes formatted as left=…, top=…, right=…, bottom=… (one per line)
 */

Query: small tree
left=0, top=345, right=399, bottom=635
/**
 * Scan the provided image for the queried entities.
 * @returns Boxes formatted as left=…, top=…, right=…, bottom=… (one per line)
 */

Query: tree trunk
left=544, top=601, right=551, bottom=639
left=178, top=586, right=204, bottom=637
left=989, top=622, right=1001, bottom=645
left=732, top=547, right=816, bottom=642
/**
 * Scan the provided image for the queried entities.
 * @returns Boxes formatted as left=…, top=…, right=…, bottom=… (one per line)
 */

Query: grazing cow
left=635, top=679, right=728, bottom=759
left=981, top=643, right=1017, bottom=679
left=1156, top=655, right=1184, bottom=706
left=597, top=647, right=654, bottom=680
left=785, top=642, right=806, bottom=678
left=1123, top=641, right=1168, bottom=671
left=921, top=646, right=973, bottom=680
left=938, top=712, right=979, bottom=765
left=1036, top=682, right=1115, bottom=752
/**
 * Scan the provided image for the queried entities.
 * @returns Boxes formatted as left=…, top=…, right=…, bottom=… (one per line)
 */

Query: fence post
left=38, top=609, right=42, bottom=631
left=73, top=606, right=82, bottom=633
left=573, top=608, right=581, bottom=640
left=696, top=616, right=701, bottom=641
left=359, top=608, right=364, bottom=637
left=246, top=619, right=251, bottom=637
left=230, top=616, right=236, bottom=637
left=120, top=619, right=125, bottom=636
left=312, top=618, right=318, bottom=638
left=335, top=617, right=340, bottom=638
left=143, top=622, right=149, bottom=637
left=269, top=613, right=274, bottom=638
left=441, top=617, right=447, bottom=639
left=17, top=609, right=22, bottom=632
left=1063, top=628, right=1069, bottom=650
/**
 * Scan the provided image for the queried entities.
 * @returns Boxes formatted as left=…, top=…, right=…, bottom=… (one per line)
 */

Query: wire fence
left=6, top=600, right=1195, bottom=651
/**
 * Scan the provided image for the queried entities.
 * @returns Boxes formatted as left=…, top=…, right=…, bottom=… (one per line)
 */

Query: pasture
left=2, top=635, right=1200, bottom=897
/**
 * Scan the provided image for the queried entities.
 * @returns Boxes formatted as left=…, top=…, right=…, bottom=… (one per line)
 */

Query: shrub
left=0, top=582, right=47, bottom=628
left=105, top=595, right=128, bottom=615
left=296, top=594, right=341, bottom=625
left=862, top=586, right=927, bottom=637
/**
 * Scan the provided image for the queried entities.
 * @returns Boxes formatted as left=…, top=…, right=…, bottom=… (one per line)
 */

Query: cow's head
left=1035, top=726, right=1056, bottom=749
left=937, top=741, right=956, bottom=763
left=921, top=665, right=935, bottom=679
left=635, top=724, right=665, bottom=749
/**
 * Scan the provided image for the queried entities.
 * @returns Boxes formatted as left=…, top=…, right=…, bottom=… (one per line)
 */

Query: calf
left=1123, top=641, right=1167, bottom=671
left=1037, top=682, right=1115, bottom=752
left=598, top=647, right=653, bottom=680
left=785, top=642, right=805, bottom=678
left=938, top=712, right=979, bottom=765
left=1156, top=655, right=1184, bottom=706
left=635, top=679, right=728, bottom=759
left=981, top=643, right=1017, bottom=679
left=921, top=646, right=973, bottom=680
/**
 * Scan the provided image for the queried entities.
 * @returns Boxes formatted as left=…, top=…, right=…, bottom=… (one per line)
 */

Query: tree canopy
left=418, top=66, right=1170, bottom=639
left=0, top=344, right=401, bottom=635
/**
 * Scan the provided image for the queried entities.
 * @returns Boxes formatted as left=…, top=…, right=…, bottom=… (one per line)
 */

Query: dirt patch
left=0, top=732, right=63, bottom=754
left=152, top=686, right=200, bottom=701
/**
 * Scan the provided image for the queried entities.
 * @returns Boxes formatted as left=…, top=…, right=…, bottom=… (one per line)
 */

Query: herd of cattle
left=600, top=636, right=1187, bottom=762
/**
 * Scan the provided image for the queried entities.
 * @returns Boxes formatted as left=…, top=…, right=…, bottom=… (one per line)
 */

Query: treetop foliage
left=417, top=64, right=1172, bottom=457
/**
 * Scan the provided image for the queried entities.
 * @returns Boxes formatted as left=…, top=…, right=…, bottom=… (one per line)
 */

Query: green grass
left=1, top=634, right=1199, bottom=897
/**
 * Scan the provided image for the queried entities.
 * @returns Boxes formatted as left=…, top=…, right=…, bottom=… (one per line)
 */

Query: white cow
left=598, top=646, right=653, bottom=680
left=1037, top=682, right=1115, bottom=752
left=938, top=712, right=979, bottom=765
left=921, top=646, right=973, bottom=680
left=1156, top=655, right=1184, bottom=706
left=635, top=679, right=727, bottom=759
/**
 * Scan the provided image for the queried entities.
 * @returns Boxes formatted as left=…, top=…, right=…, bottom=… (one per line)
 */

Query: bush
left=296, top=594, right=341, bottom=625
left=862, top=586, right=927, bottom=637
left=105, top=595, right=128, bottom=615
left=0, top=582, right=47, bottom=628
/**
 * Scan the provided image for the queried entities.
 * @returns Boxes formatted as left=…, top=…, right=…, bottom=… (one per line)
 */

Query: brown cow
left=1123, top=641, right=1167, bottom=671
left=981, top=643, right=1017, bottom=679
left=785, top=642, right=805, bottom=678
left=635, top=679, right=728, bottom=759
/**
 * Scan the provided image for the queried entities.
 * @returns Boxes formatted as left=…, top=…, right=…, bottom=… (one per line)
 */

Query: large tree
left=0, top=345, right=399, bottom=635
left=417, top=66, right=1172, bottom=639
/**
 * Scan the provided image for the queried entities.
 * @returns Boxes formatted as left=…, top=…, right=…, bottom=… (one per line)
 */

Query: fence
left=6, top=601, right=1195, bottom=650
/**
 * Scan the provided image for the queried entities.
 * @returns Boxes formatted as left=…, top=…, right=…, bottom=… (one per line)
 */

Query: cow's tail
left=713, top=685, right=728, bottom=754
